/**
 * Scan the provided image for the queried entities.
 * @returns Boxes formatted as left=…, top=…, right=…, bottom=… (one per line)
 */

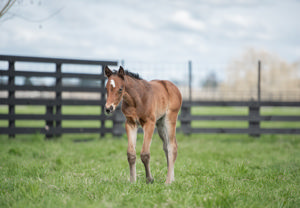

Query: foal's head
left=104, top=66, right=126, bottom=114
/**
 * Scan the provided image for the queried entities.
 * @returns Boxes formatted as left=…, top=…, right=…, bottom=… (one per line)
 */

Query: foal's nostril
left=105, top=108, right=110, bottom=114
left=105, top=105, right=113, bottom=114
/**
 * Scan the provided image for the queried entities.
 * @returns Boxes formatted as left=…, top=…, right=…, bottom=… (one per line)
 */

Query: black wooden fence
left=1, top=55, right=300, bottom=138
left=179, top=101, right=300, bottom=136
left=0, top=55, right=118, bottom=137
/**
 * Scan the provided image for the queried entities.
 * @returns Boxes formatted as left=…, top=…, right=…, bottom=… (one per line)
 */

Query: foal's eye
left=119, top=88, right=123, bottom=93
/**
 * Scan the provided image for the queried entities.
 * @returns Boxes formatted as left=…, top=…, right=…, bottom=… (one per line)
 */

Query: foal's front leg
left=141, top=120, right=155, bottom=183
left=125, top=120, right=138, bottom=183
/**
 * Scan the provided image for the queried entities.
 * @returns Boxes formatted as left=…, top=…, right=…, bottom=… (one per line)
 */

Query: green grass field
left=0, top=106, right=300, bottom=207
left=1, top=134, right=300, bottom=208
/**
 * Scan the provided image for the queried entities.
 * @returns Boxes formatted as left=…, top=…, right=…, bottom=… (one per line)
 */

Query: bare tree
left=0, top=0, right=16, bottom=18
left=0, top=0, right=63, bottom=23
left=220, top=48, right=300, bottom=101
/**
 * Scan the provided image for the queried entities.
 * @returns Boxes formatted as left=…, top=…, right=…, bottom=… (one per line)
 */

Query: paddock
left=0, top=55, right=300, bottom=207
left=1, top=132, right=299, bottom=207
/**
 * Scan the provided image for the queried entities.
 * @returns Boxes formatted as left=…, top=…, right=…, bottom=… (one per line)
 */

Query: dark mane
left=125, top=70, right=142, bottom=80
left=112, top=69, right=142, bottom=80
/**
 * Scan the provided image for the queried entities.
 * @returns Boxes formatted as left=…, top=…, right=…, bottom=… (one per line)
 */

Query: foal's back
left=149, top=80, right=182, bottom=117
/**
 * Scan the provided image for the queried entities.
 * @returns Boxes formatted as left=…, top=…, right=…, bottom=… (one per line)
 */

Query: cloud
left=193, top=0, right=270, bottom=8
left=171, top=10, right=206, bottom=32
left=0, top=0, right=299, bottom=65
left=222, top=14, right=253, bottom=28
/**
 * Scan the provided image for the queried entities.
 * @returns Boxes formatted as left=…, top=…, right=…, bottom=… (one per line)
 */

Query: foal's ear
left=104, top=66, right=112, bottom=78
left=118, top=66, right=125, bottom=79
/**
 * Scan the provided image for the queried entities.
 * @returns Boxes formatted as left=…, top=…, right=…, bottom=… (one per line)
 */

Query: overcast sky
left=0, top=0, right=300, bottom=66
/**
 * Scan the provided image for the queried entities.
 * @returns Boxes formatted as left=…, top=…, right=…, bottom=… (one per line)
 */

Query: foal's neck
left=123, top=76, right=149, bottom=107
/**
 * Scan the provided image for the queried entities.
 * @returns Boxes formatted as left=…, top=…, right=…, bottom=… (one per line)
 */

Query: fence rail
left=0, top=55, right=118, bottom=138
left=178, top=101, right=300, bottom=136
left=1, top=55, right=300, bottom=138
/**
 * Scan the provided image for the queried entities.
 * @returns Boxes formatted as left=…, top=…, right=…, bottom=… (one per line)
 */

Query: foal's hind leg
left=165, top=112, right=178, bottom=184
left=156, top=116, right=169, bottom=170
left=141, top=120, right=155, bottom=183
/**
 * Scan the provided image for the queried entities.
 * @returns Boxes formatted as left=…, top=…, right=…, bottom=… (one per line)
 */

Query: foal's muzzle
left=105, top=105, right=114, bottom=114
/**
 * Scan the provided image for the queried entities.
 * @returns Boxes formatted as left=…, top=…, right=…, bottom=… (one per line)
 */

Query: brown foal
left=104, top=66, right=182, bottom=184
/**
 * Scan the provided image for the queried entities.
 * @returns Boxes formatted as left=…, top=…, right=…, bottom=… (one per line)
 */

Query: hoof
left=165, top=179, right=174, bottom=184
left=146, top=177, right=154, bottom=184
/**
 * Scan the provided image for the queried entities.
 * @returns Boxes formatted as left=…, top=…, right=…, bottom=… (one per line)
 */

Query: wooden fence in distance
left=0, top=55, right=118, bottom=138
left=179, top=101, right=300, bottom=136
left=1, top=55, right=300, bottom=138
left=111, top=101, right=300, bottom=137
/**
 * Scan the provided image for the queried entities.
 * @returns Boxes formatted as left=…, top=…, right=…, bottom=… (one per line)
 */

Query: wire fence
left=1, top=58, right=300, bottom=101
left=123, top=60, right=300, bottom=101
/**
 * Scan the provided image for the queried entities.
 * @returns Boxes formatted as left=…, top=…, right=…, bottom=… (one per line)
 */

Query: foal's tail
left=164, top=80, right=182, bottom=113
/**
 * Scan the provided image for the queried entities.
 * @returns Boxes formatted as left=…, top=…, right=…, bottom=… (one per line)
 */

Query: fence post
left=100, top=65, right=106, bottom=137
left=8, top=61, right=15, bottom=138
left=45, top=105, right=54, bottom=139
left=248, top=60, right=261, bottom=137
left=249, top=101, right=260, bottom=137
left=181, top=102, right=191, bottom=135
left=188, top=60, right=192, bottom=102
left=112, top=106, right=125, bottom=137
left=55, top=63, right=62, bottom=137
left=258, top=60, right=261, bottom=103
